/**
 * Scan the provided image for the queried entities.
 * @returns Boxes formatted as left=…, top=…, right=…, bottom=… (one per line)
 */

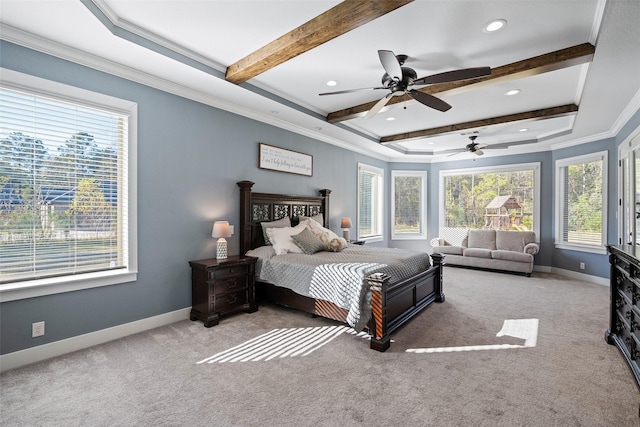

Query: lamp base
left=342, top=230, right=349, bottom=240
left=216, top=238, right=228, bottom=260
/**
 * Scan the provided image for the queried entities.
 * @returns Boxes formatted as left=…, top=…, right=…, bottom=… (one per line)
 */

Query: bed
left=238, top=180, right=444, bottom=351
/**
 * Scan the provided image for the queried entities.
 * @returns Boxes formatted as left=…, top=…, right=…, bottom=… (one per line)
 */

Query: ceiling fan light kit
left=320, top=49, right=491, bottom=119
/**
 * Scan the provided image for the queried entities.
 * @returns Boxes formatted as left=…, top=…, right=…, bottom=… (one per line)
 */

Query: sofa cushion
left=495, top=230, right=536, bottom=252
left=440, top=227, right=469, bottom=247
left=467, top=230, right=496, bottom=250
left=463, top=248, right=493, bottom=258
left=433, top=245, right=464, bottom=255
left=491, top=250, right=533, bottom=263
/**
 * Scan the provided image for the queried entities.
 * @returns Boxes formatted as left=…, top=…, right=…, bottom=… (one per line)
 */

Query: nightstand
left=188, top=255, right=258, bottom=327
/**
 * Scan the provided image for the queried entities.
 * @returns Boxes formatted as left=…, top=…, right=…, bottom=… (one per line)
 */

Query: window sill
left=0, top=270, right=138, bottom=302
left=359, top=236, right=384, bottom=244
left=554, top=242, right=607, bottom=255
left=391, top=235, right=427, bottom=241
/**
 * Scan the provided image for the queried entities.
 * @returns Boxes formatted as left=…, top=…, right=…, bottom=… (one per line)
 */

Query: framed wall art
left=258, top=143, right=313, bottom=177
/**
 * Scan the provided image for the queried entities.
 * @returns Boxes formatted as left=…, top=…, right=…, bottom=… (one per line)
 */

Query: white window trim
left=391, top=170, right=427, bottom=240
left=439, top=162, right=541, bottom=240
left=0, top=68, right=138, bottom=302
left=357, top=163, right=384, bottom=243
left=554, top=151, right=607, bottom=255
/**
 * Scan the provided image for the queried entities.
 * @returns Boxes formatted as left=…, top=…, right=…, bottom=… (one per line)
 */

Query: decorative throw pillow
left=301, top=218, right=340, bottom=241
left=291, top=227, right=326, bottom=255
left=328, top=237, right=348, bottom=252
left=266, top=224, right=307, bottom=255
left=261, top=217, right=291, bottom=245
left=298, top=214, right=324, bottom=225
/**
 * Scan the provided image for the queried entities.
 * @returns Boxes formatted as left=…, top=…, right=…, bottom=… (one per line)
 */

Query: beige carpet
left=1, top=267, right=639, bottom=426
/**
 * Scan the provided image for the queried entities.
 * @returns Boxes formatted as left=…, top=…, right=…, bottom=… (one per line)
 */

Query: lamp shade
left=340, top=218, right=352, bottom=229
left=212, top=221, right=232, bottom=238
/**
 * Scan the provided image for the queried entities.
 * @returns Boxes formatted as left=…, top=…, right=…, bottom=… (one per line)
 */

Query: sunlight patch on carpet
left=406, top=319, right=539, bottom=354
left=197, top=325, right=352, bottom=363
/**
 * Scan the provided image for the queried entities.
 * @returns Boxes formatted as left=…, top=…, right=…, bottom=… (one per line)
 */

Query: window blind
left=563, top=160, right=603, bottom=245
left=0, top=87, right=128, bottom=284
left=358, top=164, right=382, bottom=239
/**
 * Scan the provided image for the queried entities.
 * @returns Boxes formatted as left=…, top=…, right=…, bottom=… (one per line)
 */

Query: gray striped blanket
left=308, top=262, right=385, bottom=331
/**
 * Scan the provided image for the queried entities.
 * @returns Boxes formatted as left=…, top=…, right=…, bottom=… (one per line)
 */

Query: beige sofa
left=431, top=229, right=539, bottom=276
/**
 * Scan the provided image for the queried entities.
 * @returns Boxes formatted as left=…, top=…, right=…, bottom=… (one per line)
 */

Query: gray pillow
left=261, top=217, right=291, bottom=245
left=291, top=227, right=326, bottom=255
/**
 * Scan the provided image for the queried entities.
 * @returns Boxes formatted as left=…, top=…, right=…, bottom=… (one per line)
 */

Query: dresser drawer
left=209, top=265, right=248, bottom=280
left=211, top=289, right=248, bottom=313
left=210, top=276, right=248, bottom=295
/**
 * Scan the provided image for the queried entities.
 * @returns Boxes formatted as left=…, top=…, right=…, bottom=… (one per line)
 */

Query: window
left=440, top=163, right=540, bottom=238
left=555, top=151, right=607, bottom=253
left=392, top=170, right=427, bottom=240
left=357, top=163, right=383, bottom=241
left=0, top=69, right=137, bottom=301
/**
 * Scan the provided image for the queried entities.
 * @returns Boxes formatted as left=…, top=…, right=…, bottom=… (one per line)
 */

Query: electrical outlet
left=32, top=321, right=45, bottom=338
left=580, top=262, right=585, bottom=270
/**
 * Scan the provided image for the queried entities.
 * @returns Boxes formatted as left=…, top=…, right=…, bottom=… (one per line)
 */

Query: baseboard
left=0, top=307, right=191, bottom=372
left=544, top=266, right=609, bottom=286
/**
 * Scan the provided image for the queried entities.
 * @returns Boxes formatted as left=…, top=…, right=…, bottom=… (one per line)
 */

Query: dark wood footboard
left=368, top=253, right=444, bottom=351
left=257, top=254, right=444, bottom=352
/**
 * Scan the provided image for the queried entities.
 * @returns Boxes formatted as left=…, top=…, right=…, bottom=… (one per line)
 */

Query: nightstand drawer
left=209, top=265, right=247, bottom=280
left=209, top=276, right=247, bottom=295
left=212, top=289, right=248, bottom=313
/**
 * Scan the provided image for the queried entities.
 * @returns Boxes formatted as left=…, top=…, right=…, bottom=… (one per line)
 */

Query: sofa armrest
left=524, top=242, right=539, bottom=255
left=430, top=237, right=444, bottom=247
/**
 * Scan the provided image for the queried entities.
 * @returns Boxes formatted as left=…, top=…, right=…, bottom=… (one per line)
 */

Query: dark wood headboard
left=237, top=181, right=331, bottom=255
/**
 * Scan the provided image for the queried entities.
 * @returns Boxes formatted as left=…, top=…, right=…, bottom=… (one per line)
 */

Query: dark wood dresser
left=606, top=245, right=640, bottom=389
left=189, top=255, right=258, bottom=327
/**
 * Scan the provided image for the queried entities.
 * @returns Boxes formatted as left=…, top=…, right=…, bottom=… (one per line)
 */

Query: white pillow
left=266, top=224, right=307, bottom=255
left=300, top=218, right=340, bottom=241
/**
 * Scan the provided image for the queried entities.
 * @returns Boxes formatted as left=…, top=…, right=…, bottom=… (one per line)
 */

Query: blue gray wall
left=1, top=40, right=638, bottom=355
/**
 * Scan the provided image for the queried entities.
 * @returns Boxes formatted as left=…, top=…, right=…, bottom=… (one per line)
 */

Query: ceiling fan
left=446, top=135, right=539, bottom=157
left=319, top=50, right=491, bottom=119
left=448, top=135, right=487, bottom=157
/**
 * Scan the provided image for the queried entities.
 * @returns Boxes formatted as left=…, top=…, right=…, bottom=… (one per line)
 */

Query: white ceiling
left=1, top=0, right=639, bottom=161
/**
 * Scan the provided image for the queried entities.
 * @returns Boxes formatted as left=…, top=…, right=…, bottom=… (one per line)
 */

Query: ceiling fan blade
left=378, top=50, right=402, bottom=81
left=364, top=92, right=394, bottom=119
left=408, top=90, right=452, bottom=112
left=483, top=138, right=538, bottom=150
left=474, top=150, right=485, bottom=156
left=476, top=144, right=488, bottom=149
left=413, top=67, right=491, bottom=85
left=319, top=86, right=387, bottom=96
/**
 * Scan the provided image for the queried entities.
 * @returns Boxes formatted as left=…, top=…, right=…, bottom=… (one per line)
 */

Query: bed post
left=319, top=189, right=331, bottom=228
left=237, top=181, right=254, bottom=256
left=368, top=273, right=391, bottom=352
left=431, top=253, right=445, bottom=303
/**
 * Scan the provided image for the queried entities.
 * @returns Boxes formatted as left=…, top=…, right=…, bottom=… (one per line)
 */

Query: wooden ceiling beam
left=327, top=43, right=594, bottom=123
left=225, top=0, right=414, bottom=84
left=379, top=104, right=579, bottom=144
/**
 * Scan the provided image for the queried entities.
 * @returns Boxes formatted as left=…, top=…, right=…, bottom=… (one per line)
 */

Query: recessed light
left=519, top=128, right=529, bottom=132
left=386, top=116, right=396, bottom=121
left=326, top=80, right=337, bottom=87
left=484, top=19, right=506, bottom=33
left=505, top=89, right=520, bottom=96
